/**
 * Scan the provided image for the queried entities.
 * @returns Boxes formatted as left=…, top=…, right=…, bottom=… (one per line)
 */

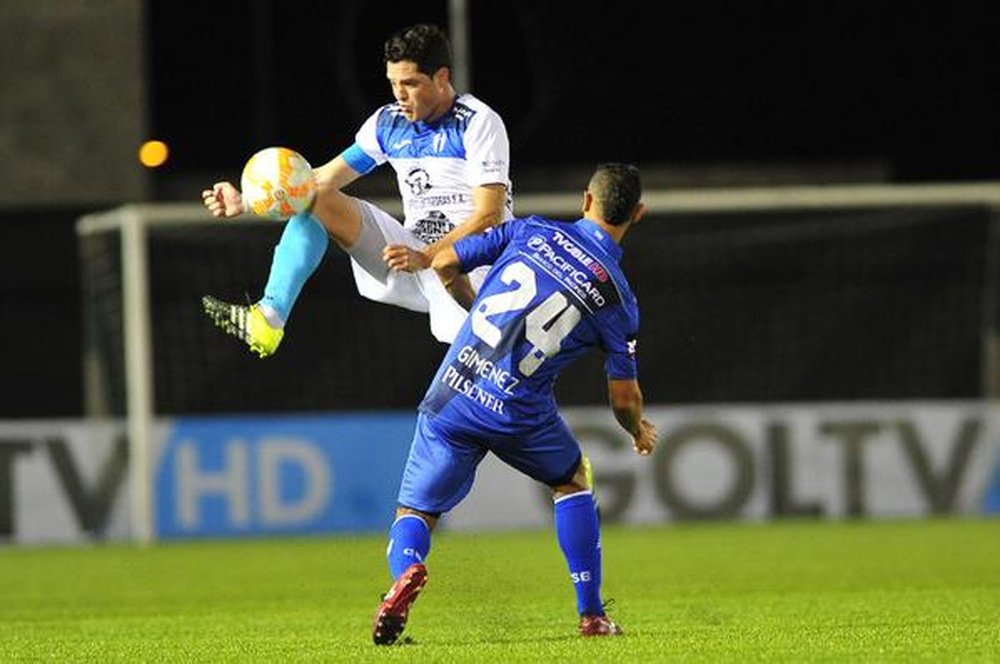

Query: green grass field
left=1, top=518, right=998, bottom=662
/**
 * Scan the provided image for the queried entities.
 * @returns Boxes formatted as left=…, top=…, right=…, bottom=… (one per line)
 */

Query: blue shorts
left=396, top=411, right=583, bottom=514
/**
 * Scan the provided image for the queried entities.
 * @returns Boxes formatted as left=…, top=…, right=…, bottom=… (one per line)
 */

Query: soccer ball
left=240, top=146, right=317, bottom=219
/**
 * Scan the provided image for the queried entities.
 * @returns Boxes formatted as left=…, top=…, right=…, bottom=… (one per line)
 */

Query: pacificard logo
left=525, top=232, right=607, bottom=308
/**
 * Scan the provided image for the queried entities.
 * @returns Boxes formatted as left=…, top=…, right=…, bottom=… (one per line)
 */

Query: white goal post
left=76, top=181, right=1000, bottom=544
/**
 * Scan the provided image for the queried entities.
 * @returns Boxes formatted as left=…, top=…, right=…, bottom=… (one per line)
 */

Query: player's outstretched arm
left=430, top=246, right=477, bottom=310
left=202, top=153, right=361, bottom=221
left=201, top=182, right=246, bottom=218
left=428, top=183, right=507, bottom=255
left=312, top=154, right=362, bottom=199
left=608, top=378, right=658, bottom=456
left=389, top=243, right=475, bottom=310
left=385, top=184, right=507, bottom=274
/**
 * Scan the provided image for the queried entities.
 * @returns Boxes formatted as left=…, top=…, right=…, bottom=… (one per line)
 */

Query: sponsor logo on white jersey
left=405, top=168, right=432, bottom=196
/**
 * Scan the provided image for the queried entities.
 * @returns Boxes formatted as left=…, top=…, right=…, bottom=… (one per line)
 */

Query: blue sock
left=554, top=491, right=604, bottom=616
left=386, top=514, right=432, bottom=580
left=260, top=213, right=329, bottom=324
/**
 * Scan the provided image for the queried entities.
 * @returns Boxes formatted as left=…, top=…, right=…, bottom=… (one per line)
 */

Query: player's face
left=386, top=60, right=448, bottom=123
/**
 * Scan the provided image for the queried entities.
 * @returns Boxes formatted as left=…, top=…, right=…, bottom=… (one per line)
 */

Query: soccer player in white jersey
left=201, top=23, right=513, bottom=355
left=371, top=164, right=659, bottom=644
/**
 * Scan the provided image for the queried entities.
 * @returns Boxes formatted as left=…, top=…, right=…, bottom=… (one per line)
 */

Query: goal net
left=77, top=183, right=1000, bottom=541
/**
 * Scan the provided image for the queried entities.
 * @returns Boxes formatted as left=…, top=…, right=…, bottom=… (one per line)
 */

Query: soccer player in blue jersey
left=372, top=163, right=659, bottom=644
left=201, top=23, right=512, bottom=355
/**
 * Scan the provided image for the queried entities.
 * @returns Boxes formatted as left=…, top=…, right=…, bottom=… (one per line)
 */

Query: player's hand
left=201, top=182, right=245, bottom=218
left=383, top=244, right=431, bottom=272
left=632, top=418, right=658, bottom=456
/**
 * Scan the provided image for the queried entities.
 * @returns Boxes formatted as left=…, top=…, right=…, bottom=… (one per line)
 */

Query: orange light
left=139, top=140, right=169, bottom=168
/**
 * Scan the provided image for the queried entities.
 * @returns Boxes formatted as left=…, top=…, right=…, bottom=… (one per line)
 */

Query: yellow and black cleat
left=202, top=296, right=284, bottom=358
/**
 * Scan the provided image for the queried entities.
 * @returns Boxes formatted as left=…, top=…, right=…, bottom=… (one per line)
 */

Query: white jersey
left=342, top=93, right=514, bottom=245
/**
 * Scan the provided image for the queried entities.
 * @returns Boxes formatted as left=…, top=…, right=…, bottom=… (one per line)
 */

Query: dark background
left=146, top=1, right=1000, bottom=189
left=6, top=2, right=1000, bottom=418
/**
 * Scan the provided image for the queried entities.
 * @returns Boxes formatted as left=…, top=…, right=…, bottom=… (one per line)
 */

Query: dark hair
left=589, top=163, right=642, bottom=225
left=384, top=23, right=452, bottom=77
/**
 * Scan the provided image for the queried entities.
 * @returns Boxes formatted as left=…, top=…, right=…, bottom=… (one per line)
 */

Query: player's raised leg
left=202, top=185, right=366, bottom=358
left=202, top=212, right=327, bottom=357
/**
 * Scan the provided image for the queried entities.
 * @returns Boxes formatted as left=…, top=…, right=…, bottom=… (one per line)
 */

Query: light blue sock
left=259, top=213, right=329, bottom=324
left=554, top=491, right=604, bottom=616
left=386, top=514, right=431, bottom=580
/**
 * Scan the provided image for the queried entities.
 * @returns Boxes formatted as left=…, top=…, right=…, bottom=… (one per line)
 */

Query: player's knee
left=313, top=190, right=362, bottom=245
left=551, top=459, right=591, bottom=499
left=395, top=506, right=439, bottom=531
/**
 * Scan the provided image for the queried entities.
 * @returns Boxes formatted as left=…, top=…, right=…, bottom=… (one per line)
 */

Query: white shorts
left=347, top=199, right=479, bottom=344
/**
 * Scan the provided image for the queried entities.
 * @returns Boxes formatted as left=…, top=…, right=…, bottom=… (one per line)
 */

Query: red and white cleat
left=372, top=563, right=428, bottom=646
left=579, top=613, right=624, bottom=637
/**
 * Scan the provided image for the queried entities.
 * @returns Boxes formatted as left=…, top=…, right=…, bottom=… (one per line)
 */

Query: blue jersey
left=419, top=216, right=640, bottom=434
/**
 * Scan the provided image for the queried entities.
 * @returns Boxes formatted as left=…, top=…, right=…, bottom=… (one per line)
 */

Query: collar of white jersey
left=575, top=218, right=623, bottom=262
left=413, top=94, right=463, bottom=132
